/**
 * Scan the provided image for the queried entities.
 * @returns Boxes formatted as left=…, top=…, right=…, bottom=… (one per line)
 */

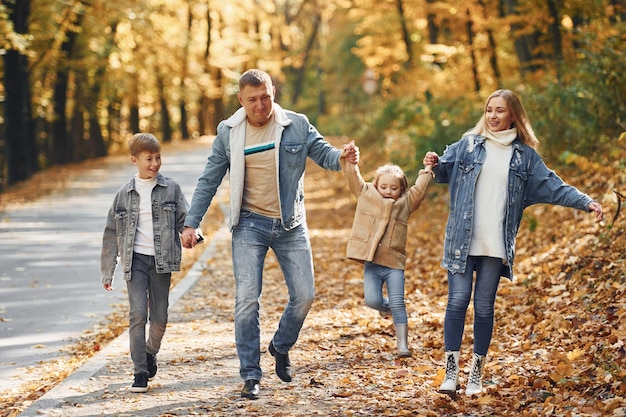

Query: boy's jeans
left=232, top=211, right=315, bottom=381
left=127, top=253, right=171, bottom=375
left=363, top=262, right=407, bottom=325
left=443, top=255, right=501, bottom=356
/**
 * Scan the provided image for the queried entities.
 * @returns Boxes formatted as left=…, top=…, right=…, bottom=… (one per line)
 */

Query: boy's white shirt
left=133, top=175, right=157, bottom=255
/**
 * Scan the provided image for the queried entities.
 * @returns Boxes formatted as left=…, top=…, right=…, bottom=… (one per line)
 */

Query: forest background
left=1, top=0, right=625, bottom=187
left=1, top=1, right=626, bottom=416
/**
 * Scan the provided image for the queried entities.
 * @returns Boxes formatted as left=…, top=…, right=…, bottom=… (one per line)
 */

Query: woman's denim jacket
left=184, top=103, right=341, bottom=232
left=433, top=134, right=594, bottom=279
left=101, top=173, right=188, bottom=285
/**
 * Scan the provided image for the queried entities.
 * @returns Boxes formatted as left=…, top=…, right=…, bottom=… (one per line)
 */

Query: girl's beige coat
left=342, top=159, right=433, bottom=270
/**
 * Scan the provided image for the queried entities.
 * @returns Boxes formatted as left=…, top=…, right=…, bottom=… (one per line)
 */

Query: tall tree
left=395, top=0, right=413, bottom=69
left=178, top=0, right=192, bottom=140
left=2, top=0, right=38, bottom=185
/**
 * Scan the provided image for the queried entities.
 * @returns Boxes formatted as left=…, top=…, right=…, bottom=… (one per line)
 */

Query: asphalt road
left=0, top=139, right=212, bottom=393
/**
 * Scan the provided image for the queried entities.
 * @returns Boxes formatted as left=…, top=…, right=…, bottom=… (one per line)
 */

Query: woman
left=424, top=89, right=603, bottom=396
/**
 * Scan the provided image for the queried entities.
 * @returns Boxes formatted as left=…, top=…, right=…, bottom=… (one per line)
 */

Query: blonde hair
left=373, top=164, right=408, bottom=196
left=469, top=89, right=540, bottom=150
left=129, top=133, right=161, bottom=156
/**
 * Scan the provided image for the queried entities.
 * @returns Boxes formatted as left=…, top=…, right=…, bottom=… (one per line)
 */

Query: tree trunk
left=129, top=72, right=140, bottom=134
left=2, top=0, right=38, bottom=185
left=546, top=0, right=563, bottom=79
left=478, top=0, right=501, bottom=85
left=179, top=0, right=192, bottom=140
left=466, top=8, right=480, bottom=93
left=426, top=0, right=439, bottom=44
left=156, top=73, right=172, bottom=142
left=502, top=0, right=542, bottom=74
left=291, top=13, right=320, bottom=106
left=395, top=0, right=413, bottom=69
left=51, top=15, right=82, bottom=165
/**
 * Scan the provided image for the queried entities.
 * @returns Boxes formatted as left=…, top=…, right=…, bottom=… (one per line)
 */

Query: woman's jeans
left=127, top=253, right=171, bottom=375
left=232, top=211, right=315, bottom=381
left=363, top=262, right=407, bottom=325
left=443, top=256, right=501, bottom=356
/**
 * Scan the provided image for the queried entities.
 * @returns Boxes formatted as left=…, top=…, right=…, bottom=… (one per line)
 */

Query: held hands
left=588, top=201, right=604, bottom=222
left=181, top=226, right=198, bottom=249
left=342, top=140, right=359, bottom=164
left=423, top=151, right=439, bottom=169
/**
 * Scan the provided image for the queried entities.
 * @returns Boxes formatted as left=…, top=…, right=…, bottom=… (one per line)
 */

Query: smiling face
left=237, top=82, right=276, bottom=127
left=485, top=96, right=513, bottom=132
left=132, top=151, right=161, bottom=179
left=375, top=173, right=403, bottom=201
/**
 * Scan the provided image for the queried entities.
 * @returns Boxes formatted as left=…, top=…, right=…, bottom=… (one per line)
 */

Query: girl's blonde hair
left=373, top=164, right=408, bottom=196
left=469, top=89, right=540, bottom=150
left=129, top=133, right=161, bottom=156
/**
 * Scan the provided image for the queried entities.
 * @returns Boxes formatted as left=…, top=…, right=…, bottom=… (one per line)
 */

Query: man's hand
left=342, top=140, right=360, bottom=164
left=181, top=226, right=198, bottom=248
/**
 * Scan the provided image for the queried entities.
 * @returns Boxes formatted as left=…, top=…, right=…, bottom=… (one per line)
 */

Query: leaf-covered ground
left=1, top=138, right=625, bottom=416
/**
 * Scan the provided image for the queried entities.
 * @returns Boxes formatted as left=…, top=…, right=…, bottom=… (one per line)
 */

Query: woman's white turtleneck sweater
left=469, top=128, right=517, bottom=260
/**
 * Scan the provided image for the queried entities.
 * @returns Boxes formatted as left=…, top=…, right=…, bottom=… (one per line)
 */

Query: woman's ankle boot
left=438, top=351, right=460, bottom=396
left=465, top=352, right=486, bottom=395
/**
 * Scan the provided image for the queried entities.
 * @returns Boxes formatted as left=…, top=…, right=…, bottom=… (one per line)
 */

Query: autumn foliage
left=1, top=138, right=625, bottom=416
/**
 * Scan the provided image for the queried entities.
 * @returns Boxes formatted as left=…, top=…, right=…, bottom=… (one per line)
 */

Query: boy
left=101, top=133, right=188, bottom=392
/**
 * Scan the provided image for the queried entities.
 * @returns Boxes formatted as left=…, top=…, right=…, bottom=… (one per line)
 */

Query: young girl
left=341, top=143, right=434, bottom=358
left=425, top=89, right=603, bottom=396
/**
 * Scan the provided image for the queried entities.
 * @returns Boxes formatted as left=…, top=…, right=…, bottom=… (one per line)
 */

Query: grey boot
left=438, top=351, right=460, bottom=396
left=465, top=352, right=486, bottom=395
left=395, top=324, right=412, bottom=358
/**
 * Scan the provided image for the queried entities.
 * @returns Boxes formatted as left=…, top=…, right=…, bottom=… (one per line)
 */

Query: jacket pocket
left=282, top=143, right=304, bottom=169
left=388, top=220, right=408, bottom=255
left=350, top=212, right=375, bottom=242
left=114, top=210, right=128, bottom=237
left=163, top=202, right=178, bottom=228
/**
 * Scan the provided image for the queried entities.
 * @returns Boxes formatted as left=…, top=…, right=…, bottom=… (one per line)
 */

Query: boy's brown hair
left=129, top=133, right=161, bottom=156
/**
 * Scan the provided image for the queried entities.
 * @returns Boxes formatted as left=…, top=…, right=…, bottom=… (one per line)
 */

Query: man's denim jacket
left=433, top=134, right=594, bottom=279
left=101, top=173, right=188, bottom=285
left=184, top=103, right=341, bottom=232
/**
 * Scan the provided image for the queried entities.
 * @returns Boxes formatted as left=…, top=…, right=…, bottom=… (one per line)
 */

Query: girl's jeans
left=443, top=255, right=501, bottom=356
left=127, top=253, right=171, bottom=375
left=232, top=211, right=315, bottom=381
left=363, top=262, right=407, bottom=325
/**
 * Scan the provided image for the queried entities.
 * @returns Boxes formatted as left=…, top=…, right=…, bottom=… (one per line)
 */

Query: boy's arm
left=101, top=200, right=119, bottom=287
left=176, top=183, right=188, bottom=233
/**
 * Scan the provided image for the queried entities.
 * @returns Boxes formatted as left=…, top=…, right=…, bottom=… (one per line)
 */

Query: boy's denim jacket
left=433, top=134, right=594, bottom=279
left=184, top=103, right=341, bottom=232
left=101, top=173, right=188, bottom=285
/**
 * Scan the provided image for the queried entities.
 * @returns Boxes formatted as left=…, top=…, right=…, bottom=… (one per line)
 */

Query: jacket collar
left=127, top=172, right=167, bottom=192
left=225, top=103, right=292, bottom=128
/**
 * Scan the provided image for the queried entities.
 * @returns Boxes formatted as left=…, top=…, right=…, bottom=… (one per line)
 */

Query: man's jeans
left=127, top=253, right=171, bottom=375
left=363, top=262, right=407, bottom=325
left=443, top=256, right=501, bottom=356
left=232, top=211, right=315, bottom=381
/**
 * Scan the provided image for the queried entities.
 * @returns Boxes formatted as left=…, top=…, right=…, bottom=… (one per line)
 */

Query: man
left=181, top=69, right=358, bottom=399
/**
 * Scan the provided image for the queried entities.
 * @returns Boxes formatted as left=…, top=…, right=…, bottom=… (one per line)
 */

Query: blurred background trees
left=1, top=0, right=625, bottom=187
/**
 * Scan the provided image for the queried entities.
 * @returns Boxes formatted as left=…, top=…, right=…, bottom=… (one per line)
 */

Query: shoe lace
left=444, top=354, right=457, bottom=381
left=468, top=356, right=484, bottom=386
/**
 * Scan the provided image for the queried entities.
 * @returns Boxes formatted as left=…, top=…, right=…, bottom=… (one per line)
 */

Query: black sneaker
left=130, top=372, right=149, bottom=393
left=147, top=353, right=157, bottom=379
